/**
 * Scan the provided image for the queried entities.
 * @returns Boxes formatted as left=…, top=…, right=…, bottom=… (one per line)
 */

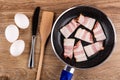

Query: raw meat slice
left=74, top=41, right=87, bottom=62
left=84, top=41, right=104, bottom=57
left=93, top=21, right=106, bottom=41
left=75, top=28, right=93, bottom=43
left=64, top=39, right=75, bottom=59
left=60, top=19, right=80, bottom=38
left=78, top=14, right=96, bottom=30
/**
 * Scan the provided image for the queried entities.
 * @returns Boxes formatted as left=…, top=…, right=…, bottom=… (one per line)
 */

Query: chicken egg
left=14, top=13, right=29, bottom=29
left=10, top=40, right=25, bottom=57
left=5, top=24, right=19, bottom=43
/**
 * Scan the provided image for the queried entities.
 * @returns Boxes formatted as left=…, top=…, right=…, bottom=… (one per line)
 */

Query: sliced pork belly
left=60, top=19, right=80, bottom=38
left=84, top=41, right=104, bottom=57
left=93, top=21, right=106, bottom=41
left=78, top=14, right=96, bottom=30
left=74, top=41, right=87, bottom=62
left=75, top=28, right=93, bottom=43
left=64, top=38, right=75, bottom=59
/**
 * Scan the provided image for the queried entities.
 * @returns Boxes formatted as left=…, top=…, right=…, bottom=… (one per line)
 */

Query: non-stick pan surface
left=51, top=6, right=116, bottom=68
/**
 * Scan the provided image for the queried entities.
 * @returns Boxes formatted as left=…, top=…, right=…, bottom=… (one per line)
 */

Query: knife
left=28, top=7, right=40, bottom=68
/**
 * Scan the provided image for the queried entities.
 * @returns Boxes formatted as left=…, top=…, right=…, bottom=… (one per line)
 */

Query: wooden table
left=0, top=0, right=120, bottom=80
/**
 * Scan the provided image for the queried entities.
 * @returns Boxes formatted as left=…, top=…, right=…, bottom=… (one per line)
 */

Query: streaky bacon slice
left=93, top=21, right=106, bottom=41
left=78, top=14, right=96, bottom=30
left=84, top=41, right=104, bottom=57
left=60, top=19, right=80, bottom=38
left=74, top=41, right=87, bottom=62
left=64, top=38, right=75, bottom=59
left=75, top=28, right=93, bottom=43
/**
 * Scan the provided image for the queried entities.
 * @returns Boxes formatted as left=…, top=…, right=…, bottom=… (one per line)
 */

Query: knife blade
left=28, top=7, right=40, bottom=68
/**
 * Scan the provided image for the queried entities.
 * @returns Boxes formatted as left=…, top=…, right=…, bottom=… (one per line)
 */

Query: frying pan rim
left=51, top=5, right=116, bottom=69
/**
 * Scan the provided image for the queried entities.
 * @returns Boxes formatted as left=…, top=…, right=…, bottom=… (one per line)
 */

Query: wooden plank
left=0, top=0, right=120, bottom=80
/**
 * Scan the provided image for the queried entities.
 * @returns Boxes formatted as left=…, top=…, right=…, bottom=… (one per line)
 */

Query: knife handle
left=28, top=35, right=36, bottom=68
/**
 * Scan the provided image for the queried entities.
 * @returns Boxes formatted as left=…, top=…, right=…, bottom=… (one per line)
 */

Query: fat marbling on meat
left=64, top=38, right=75, bottom=59
left=84, top=41, right=104, bottom=57
left=78, top=14, right=96, bottom=30
left=93, top=21, right=106, bottom=41
left=60, top=19, right=80, bottom=38
left=74, top=41, right=87, bottom=62
left=75, top=28, right=93, bottom=43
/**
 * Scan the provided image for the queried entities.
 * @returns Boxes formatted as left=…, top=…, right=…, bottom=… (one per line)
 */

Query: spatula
left=36, top=11, right=54, bottom=80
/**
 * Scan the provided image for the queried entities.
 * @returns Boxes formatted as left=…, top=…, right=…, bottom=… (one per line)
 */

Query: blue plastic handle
left=60, top=70, right=73, bottom=80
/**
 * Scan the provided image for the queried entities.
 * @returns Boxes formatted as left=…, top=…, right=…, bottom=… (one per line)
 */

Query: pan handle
left=60, top=65, right=75, bottom=80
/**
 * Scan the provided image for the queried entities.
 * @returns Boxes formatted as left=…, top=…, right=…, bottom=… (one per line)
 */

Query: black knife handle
left=32, top=7, right=40, bottom=35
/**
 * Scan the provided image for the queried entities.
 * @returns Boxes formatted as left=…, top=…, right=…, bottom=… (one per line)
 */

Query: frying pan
left=51, top=6, right=116, bottom=80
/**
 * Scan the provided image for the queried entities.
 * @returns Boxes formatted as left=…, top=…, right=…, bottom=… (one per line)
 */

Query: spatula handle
left=36, top=44, right=45, bottom=80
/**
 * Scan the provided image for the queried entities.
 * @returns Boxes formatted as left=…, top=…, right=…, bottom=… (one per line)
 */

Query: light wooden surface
left=0, top=0, right=120, bottom=80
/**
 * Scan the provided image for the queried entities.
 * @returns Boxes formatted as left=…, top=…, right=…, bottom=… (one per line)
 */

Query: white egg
left=10, top=40, right=25, bottom=57
left=14, top=13, right=29, bottom=29
left=5, top=24, right=19, bottom=43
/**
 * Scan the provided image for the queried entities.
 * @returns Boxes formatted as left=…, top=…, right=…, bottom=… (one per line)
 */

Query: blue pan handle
left=60, top=65, right=75, bottom=80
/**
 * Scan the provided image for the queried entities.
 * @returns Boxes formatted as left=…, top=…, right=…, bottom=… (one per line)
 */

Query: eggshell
left=10, top=40, right=25, bottom=57
left=14, top=13, right=29, bottom=29
left=5, top=24, right=19, bottom=43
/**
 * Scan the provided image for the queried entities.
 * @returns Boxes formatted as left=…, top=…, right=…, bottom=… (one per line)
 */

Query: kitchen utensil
left=51, top=6, right=116, bottom=80
left=36, top=11, right=54, bottom=80
left=28, top=7, right=40, bottom=68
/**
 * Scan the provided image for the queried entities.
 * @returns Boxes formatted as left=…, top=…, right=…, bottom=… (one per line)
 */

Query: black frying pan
left=51, top=6, right=116, bottom=80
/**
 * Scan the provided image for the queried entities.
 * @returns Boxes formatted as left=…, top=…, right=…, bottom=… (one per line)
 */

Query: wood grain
left=0, top=0, right=120, bottom=80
